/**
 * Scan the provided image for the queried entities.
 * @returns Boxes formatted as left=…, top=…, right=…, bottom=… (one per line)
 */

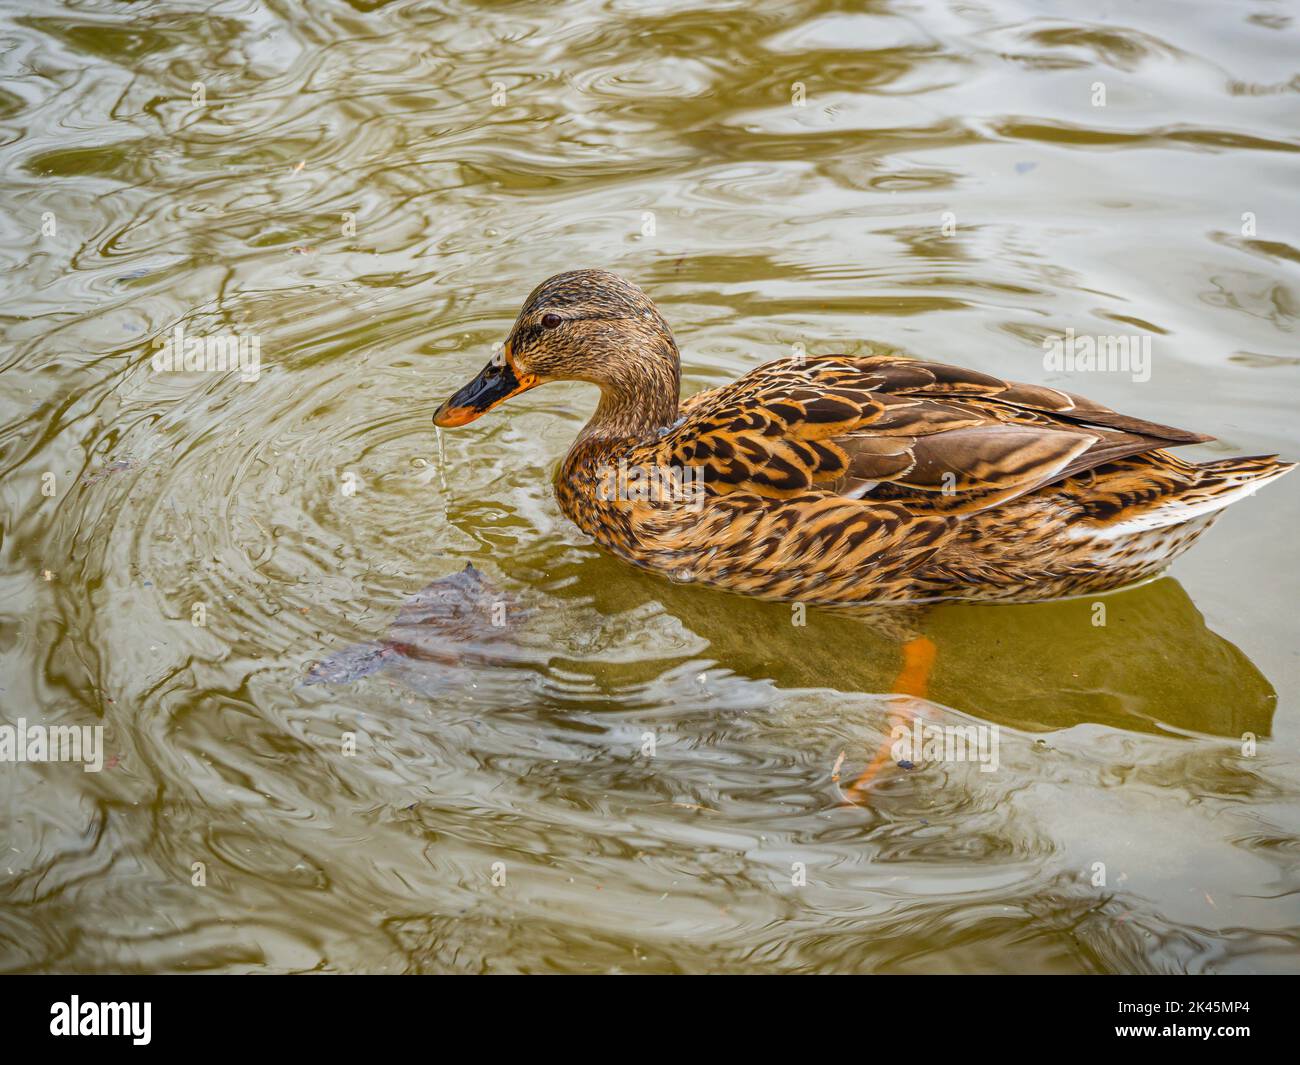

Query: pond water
left=1, top=0, right=1298, bottom=973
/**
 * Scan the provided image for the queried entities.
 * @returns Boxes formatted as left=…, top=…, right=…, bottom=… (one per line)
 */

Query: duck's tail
left=1167, top=453, right=1294, bottom=524
left=1088, top=452, right=1293, bottom=534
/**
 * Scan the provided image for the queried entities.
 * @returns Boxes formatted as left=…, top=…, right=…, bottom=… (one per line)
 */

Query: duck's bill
left=433, top=359, right=541, bottom=427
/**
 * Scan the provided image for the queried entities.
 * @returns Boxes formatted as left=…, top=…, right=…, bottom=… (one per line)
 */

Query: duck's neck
left=570, top=352, right=680, bottom=452
left=557, top=353, right=680, bottom=526
left=553, top=342, right=682, bottom=545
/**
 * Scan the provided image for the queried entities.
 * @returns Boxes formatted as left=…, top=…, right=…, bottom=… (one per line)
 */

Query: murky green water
left=1, top=0, right=1298, bottom=973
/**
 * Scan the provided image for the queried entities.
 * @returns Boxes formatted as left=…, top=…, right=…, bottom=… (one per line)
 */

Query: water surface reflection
left=0, top=0, right=1297, bottom=973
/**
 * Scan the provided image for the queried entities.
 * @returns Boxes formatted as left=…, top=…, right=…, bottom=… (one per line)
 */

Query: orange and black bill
left=433, top=355, right=540, bottom=427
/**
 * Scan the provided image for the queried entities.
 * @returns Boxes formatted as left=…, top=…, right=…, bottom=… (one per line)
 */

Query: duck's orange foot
left=839, top=636, right=937, bottom=805
left=891, top=635, right=937, bottom=699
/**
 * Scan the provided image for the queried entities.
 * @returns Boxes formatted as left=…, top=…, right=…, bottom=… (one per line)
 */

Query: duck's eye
left=540, top=313, right=563, bottom=329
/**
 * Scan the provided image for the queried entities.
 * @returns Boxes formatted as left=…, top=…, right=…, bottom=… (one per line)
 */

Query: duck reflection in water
left=305, top=559, right=1274, bottom=801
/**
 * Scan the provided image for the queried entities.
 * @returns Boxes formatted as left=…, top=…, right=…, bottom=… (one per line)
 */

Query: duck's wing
left=654, top=354, right=1211, bottom=515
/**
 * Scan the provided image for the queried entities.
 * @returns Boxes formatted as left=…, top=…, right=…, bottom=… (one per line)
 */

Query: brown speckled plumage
left=435, top=270, right=1293, bottom=606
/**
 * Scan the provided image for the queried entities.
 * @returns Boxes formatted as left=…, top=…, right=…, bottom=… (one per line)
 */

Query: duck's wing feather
left=653, top=354, right=1211, bottom=515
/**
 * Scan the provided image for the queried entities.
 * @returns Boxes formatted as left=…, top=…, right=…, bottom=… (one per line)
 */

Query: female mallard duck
left=435, top=269, right=1291, bottom=615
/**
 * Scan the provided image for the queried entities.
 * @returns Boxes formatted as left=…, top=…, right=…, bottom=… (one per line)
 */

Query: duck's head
left=433, top=269, right=680, bottom=433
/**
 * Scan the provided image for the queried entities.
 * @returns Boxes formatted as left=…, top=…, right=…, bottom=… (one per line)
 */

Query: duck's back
left=599, top=353, right=1292, bottom=604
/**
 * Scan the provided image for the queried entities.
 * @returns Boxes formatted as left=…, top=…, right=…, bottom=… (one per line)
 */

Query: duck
left=433, top=269, right=1291, bottom=759
left=435, top=267, right=1290, bottom=597
left=434, top=270, right=1289, bottom=780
